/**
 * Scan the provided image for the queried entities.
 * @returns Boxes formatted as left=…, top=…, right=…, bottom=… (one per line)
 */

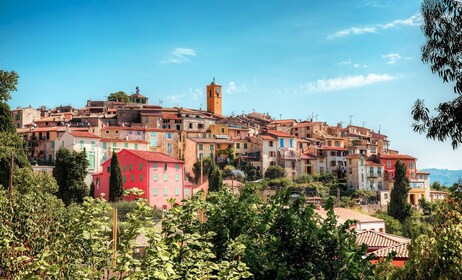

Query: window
left=199, top=144, right=204, bottom=151
left=134, top=143, right=138, bottom=150
left=409, top=162, right=414, bottom=169
left=140, top=174, right=143, bottom=182
left=163, top=187, right=168, bottom=196
left=384, top=193, right=388, bottom=200
left=361, top=173, right=364, bottom=182
left=125, top=143, right=129, bottom=148
left=124, top=176, right=126, bottom=182
left=175, top=163, right=179, bottom=170
left=140, top=163, right=143, bottom=171
left=129, top=164, right=133, bottom=171
left=210, top=144, right=214, bottom=151
left=131, top=175, right=134, bottom=182
left=88, top=153, right=95, bottom=170
left=175, top=187, right=180, bottom=196
left=164, top=174, right=168, bottom=181
left=80, top=140, right=84, bottom=149
left=378, top=167, right=382, bottom=175
left=167, top=143, right=172, bottom=154
left=269, top=141, right=274, bottom=147
left=51, top=141, right=55, bottom=148
left=151, top=132, right=157, bottom=137
left=289, top=139, right=293, bottom=148
left=236, top=143, right=240, bottom=149
left=370, top=167, right=374, bottom=174
left=128, top=131, right=132, bottom=134
left=103, top=153, right=107, bottom=161
left=153, top=188, right=158, bottom=196
left=164, top=163, right=168, bottom=170
left=113, top=142, right=116, bottom=148
left=124, top=165, right=126, bottom=171
left=154, top=174, right=158, bottom=181
left=103, top=142, right=107, bottom=149
left=16, top=114, right=20, bottom=120
left=175, top=174, right=180, bottom=182
left=360, top=158, right=364, bottom=166
left=91, top=141, right=95, bottom=150
left=387, top=160, right=391, bottom=168
left=185, top=188, right=190, bottom=196
left=279, top=138, right=284, bottom=147
left=349, top=168, right=352, bottom=174
left=145, top=117, right=149, bottom=123
left=154, top=162, right=158, bottom=170
left=244, top=143, right=248, bottom=149
left=166, top=132, right=172, bottom=139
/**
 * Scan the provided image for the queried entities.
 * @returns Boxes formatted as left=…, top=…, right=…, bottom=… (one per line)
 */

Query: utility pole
left=112, top=208, right=118, bottom=267
left=337, top=187, right=340, bottom=207
left=200, top=154, right=203, bottom=184
left=9, top=155, right=14, bottom=193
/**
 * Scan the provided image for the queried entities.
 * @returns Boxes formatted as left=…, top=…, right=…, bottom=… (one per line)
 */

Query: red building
left=380, top=154, right=417, bottom=181
left=93, top=149, right=192, bottom=209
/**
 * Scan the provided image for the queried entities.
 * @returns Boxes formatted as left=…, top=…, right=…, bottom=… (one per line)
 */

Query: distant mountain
left=421, top=168, right=462, bottom=186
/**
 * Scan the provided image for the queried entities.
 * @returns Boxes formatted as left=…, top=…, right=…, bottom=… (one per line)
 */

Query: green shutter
left=140, top=163, right=143, bottom=170
left=185, top=189, right=190, bottom=196
left=131, top=175, right=134, bottom=182
left=124, top=176, right=126, bottom=182
left=154, top=162, right=158, bottom=170
left=176, top=163, right=179, bottom=170
left=134, top=143, right=138, bottom=150
left=163, top=187, right=168, bottom=196
left=140, top=174, right=143, bottom=182
left=175, top=174, right=179, bottom=182
left=154, top=174, right=158, bottom=181
left=164, top=174, right=168, bottom=181
left=103, top=142, right=107, bottom=149
left=164, top=163, right=167, bottom=170
left=124, top=165, right=126, bottom=171
left=175, top=187, right=180, bottom=196
left=130, top=164, right=132, bottom=171
left=124, top=143, right=128, bottom=148
left=154, top=188, right=158, bottom=196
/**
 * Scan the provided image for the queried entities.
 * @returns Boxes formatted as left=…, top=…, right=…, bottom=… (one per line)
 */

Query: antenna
left=311, top=112, right=319, bottom=121
left=279, top=114, right=282, bottom=120
left=348, top=115, right=354, bottom=125
left=362, top=121, right=367, bottom=127
left=159, top=99, right=164, bottom=106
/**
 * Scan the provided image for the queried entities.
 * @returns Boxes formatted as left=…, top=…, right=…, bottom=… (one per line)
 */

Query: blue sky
left=1, top=0, right=461, bottom=170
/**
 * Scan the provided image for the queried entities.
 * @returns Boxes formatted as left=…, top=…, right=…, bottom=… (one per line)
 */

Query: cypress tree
left=208, top=166, right=223, bottom=192
left=109, top=151, right=124, bottom=202
left=388, top=160, right=411, bottom=223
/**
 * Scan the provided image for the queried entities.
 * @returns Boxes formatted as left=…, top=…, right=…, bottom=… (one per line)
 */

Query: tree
left=412, top=0, right=462, bottom=148
left=264, top=165, right=286, bottom=180
left=208, top=165, right=223, bottom=192
left=107, top=91, right=129, bottom=103
left=0, top=101, right=15, bottom=133
left=53, top=148, right=89, bottom=205
left=0, top=70, right=19, bottom=102
left=192, top=156, right=213, bottom=183
left=109, top=151, right=124, bottom=202
left=388, top=160, right=411, bottom=223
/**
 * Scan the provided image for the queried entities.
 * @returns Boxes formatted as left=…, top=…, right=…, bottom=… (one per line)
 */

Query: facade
left=267, top=130, right=299, bottom=179
left=11, top=106, right=41, bottom=128
left=145, top=129, right=179, bottom=158
left=92, top=149, right=190, bottom=209
left=206, top=79, right=222, bottom=115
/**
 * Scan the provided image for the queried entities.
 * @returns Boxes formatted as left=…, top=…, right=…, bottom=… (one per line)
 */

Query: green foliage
left=0, top=101, right=15, bottom=133
left=109, top=152, right=124, bottom=202
left=192, top=156, right=213, bottom=184
left=313, top=171, right=337, bottom=185
left=293, top=173, right=313, bottom=184
left=209, top=165, right=223, bottom=192
left=53, top=148, right=89, bottom=206
left=89, top=181, right=95, bottom=198
left=431, top=181, right=443, bottom=190
left=0, top=70, right=19, bottom=102
left=236, top=160, right=261, bottom=181
left=388, top=160, right=411, bottom=223
left=264, top=165, right=286, bottom=180
left=107, top=91, right=129, bottom=103
left=0, top=132, right=30, bottom=189
left=398, top=192, right=462, bottom=279
left=223, top=164, right=236, bottom=177
left=373, top=212, right=403, bottom=236
left=13, top=167, right=58, bottom=194
left=411, top=0, right=462, bottom=148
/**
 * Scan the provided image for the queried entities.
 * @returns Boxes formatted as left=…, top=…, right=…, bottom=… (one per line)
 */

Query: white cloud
left=381, top=13, right=422, bottom=29
left=328, top=27, right=377, bottom=39
left=161, top=48, right=197, bottom=64
left=338, top=59, right=352, bottom=65
left=382, top=53, right=402, bottom=64
left=338, top=59, right=367, bottom=68
left=303, top=73, right=397, bottom=92
left=328, top=13, right=422, bottom=39
left=226, top=81, right=248, bottom=95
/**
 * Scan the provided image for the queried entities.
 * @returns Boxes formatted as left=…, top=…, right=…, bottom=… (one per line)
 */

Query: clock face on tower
left=216, top=87, right=221, bottom=94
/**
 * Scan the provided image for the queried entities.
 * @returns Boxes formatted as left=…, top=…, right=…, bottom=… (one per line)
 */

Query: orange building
left=206, top=78, right=222, bottom=115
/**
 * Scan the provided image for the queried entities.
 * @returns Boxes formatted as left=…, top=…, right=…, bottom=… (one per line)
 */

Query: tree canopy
left=412, top=0, right=462, bottom=148
left=264, top=165, right=286, bottom=180
left=107, top=91, right=129, bottom=103
left=388, top=160, right=411, bottom=223
left=0, top=70, right=18, bottom=102
left=53, top=148, right=89, bottom=205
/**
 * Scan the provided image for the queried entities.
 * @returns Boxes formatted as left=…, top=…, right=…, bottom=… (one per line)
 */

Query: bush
left=264, top=165, right=286, bottom=180
left=110, top=200, right=162, bottom=222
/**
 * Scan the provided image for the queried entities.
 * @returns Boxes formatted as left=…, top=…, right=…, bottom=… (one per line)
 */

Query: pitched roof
left=188, top=138, right=234, bottom=144
left=103, top=126, right=146, bottom=131
left=380, top=154, right=416, bottom=160
left=367, top=242, right=409, bottom=258
left=356, top=230, right=409, bottom=248
left=270, top=119, right=297, bottom=125
left=162, top=114, right=181, bottom=120
left=259, top=135, right=276, bottom=140
left=366, top=161, right=383, bottom=166
left=301, top=153, right=317, bottom=160
left=267, top=130, right=293, bottom=138
left=319, top=146, right=348, bottom=151
left=100, top=138, right=148, bottom=144
left=315, top=208, right=384, bottom=224
left=69, top=131, right=100, bottom=138
left=123, top=149, right=183, bottom=163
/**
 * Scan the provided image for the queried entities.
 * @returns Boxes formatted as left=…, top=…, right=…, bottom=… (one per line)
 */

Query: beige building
left=11, top=106, right=41, bottom=128
left=145, top=129, right=179, bottom=158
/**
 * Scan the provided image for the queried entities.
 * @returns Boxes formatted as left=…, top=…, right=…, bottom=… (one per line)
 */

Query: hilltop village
left=12, top=80, right=439, bottom=210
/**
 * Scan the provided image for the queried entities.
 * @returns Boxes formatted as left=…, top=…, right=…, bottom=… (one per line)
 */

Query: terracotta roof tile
left=380, top=154, right=416, bottom=160
left=100, top=138, right=148, bottom=144
left=122, top=149, right=182, bottom=163
left=69, top=131, right=99, bottom=138
left=319, top=146, right=348, bottom=151
left=259, top=135, right=276, bottom=140
left=356, top=230, right=407, bottom=248
left=367, top=242, right=409, bottom=258
left=267, top=130, right=293, bottom=138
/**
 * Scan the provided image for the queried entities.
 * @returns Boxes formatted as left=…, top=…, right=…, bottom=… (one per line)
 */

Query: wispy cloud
left=382, top=53, right=401, bottom=64
left=161, top=48, right=197, bottom=64
left=226, top=81, right=248, bottom=95
left=328, top=13, right=422, bottom=39
left=328, top=27, right=377, bottom=39
left=338, top=59, right=367, bottom=68
left=163, top=87, right=203, bottom=103
left=303, top=73, right=397, bottom=92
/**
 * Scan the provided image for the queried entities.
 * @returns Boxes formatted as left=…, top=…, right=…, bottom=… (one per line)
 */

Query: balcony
left=367, top=172, right=381, bottom=178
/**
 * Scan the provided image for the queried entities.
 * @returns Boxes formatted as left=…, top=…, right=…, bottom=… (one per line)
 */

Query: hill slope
left=422, top=168, right=462, bottom=186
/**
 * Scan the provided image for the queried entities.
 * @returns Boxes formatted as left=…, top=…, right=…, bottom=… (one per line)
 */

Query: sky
left=1, top=0, right=461, bottom=170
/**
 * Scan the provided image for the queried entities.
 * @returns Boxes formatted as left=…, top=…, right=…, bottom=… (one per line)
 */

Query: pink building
left=93, top=149, right=191, bottom=209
